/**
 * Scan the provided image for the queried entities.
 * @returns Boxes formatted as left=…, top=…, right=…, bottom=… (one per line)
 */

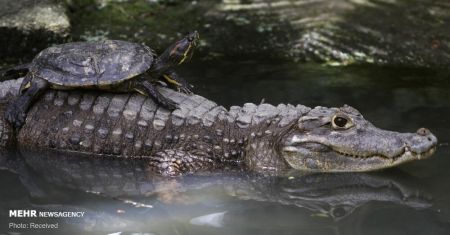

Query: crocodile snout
left=417, top=128, right=437, bottom=146
left=405, top=128, right=437, bottom=156
left=416, top=127, right=431, bottom=136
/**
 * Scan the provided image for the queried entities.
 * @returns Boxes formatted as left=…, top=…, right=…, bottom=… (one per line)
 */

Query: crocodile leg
left=162, top=69, right=194, bottom=94
left=134, top=80, right=178, bottom=110
left=5, top=74, right=48, bottom=128
left=149, top=150, right=214, bottom=176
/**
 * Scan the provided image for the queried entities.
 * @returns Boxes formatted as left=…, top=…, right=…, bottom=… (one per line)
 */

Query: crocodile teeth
left=334, top=149, right=378, bottom=159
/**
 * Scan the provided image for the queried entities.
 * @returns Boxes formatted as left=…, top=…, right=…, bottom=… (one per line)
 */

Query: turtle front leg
left=5, top=75, right=48, bottom=128
left=134, top=80, right=178, bottom=110
left=162, top=69, right=194, bottom=94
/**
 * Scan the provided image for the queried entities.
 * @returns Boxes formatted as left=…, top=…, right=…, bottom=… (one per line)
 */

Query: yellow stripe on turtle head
left=178, top=43, right=192, bottom=65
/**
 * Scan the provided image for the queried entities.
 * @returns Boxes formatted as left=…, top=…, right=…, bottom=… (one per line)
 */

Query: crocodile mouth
left=331, top=145, right=437, bottom=162
left=282, top=142, right=437, bottom=170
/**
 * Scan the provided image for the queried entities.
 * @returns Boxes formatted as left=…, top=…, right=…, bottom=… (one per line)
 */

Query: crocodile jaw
left=281, top=140, right=437, bottom=172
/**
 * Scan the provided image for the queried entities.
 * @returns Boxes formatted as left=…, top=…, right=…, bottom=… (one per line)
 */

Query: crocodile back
left=17, top=88, right=223, bottom=157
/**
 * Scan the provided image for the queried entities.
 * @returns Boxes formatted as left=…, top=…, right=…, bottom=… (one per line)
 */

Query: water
left=1, top=59, right=450, bottom=234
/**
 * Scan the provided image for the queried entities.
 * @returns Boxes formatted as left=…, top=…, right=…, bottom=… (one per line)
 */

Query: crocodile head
left=280, top=105, right=438, bottom=171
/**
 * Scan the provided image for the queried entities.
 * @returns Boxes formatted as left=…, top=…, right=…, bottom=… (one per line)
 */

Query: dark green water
left=1, top=59, right=450, bottom=234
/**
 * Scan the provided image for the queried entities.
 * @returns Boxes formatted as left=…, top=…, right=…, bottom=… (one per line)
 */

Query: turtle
left=1, top=31, right=200, bottom=128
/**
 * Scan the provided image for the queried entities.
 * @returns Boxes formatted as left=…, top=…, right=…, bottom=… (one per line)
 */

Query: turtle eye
left=185, top=32, right=195, bottom=42
left=332, top=114, right=353, bottom=129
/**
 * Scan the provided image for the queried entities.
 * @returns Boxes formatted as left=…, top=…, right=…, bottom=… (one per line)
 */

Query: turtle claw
left=5, top=103, right=27, bottom=128
left=176, top=81, right=194, bottom=95
left=178, top=85, right=193, bottom=95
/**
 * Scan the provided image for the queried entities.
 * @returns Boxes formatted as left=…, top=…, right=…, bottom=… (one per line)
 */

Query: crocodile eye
left=332, top=114, right=353, bottom=129
left=334, top=116, right=347, bottom=127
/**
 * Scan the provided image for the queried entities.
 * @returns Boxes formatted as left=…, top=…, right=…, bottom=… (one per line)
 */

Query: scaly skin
left=0, top=79, right=438, bottom=175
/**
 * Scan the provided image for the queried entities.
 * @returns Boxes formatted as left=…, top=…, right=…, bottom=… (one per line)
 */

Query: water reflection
left=0, top=149, right=445, bottom=234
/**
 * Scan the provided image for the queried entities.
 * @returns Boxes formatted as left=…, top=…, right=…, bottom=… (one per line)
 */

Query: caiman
left=0, top=78, right=438, bottom=175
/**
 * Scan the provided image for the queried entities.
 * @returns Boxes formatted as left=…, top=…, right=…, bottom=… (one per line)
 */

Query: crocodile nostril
left=416, top=128, right=430, bottom=136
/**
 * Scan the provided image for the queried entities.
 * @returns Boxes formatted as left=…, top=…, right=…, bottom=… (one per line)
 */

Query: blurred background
left=1, top=0, right=450, bottom=66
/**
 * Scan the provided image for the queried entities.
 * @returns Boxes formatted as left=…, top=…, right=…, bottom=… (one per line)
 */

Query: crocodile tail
left=0, top=106, right=15, bottom=149
left=0, top=63, right=31, bottom=82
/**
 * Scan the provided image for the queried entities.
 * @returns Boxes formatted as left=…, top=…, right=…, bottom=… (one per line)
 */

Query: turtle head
left=160, top=31, right=199, bottom=66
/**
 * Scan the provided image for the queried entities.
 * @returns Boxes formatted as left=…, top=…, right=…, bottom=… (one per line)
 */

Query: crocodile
left=0, top=78, right=438, bottom=175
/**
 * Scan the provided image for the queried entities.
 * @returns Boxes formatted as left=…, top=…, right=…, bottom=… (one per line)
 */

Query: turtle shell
left=31, top=40, right=155, bottom=87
